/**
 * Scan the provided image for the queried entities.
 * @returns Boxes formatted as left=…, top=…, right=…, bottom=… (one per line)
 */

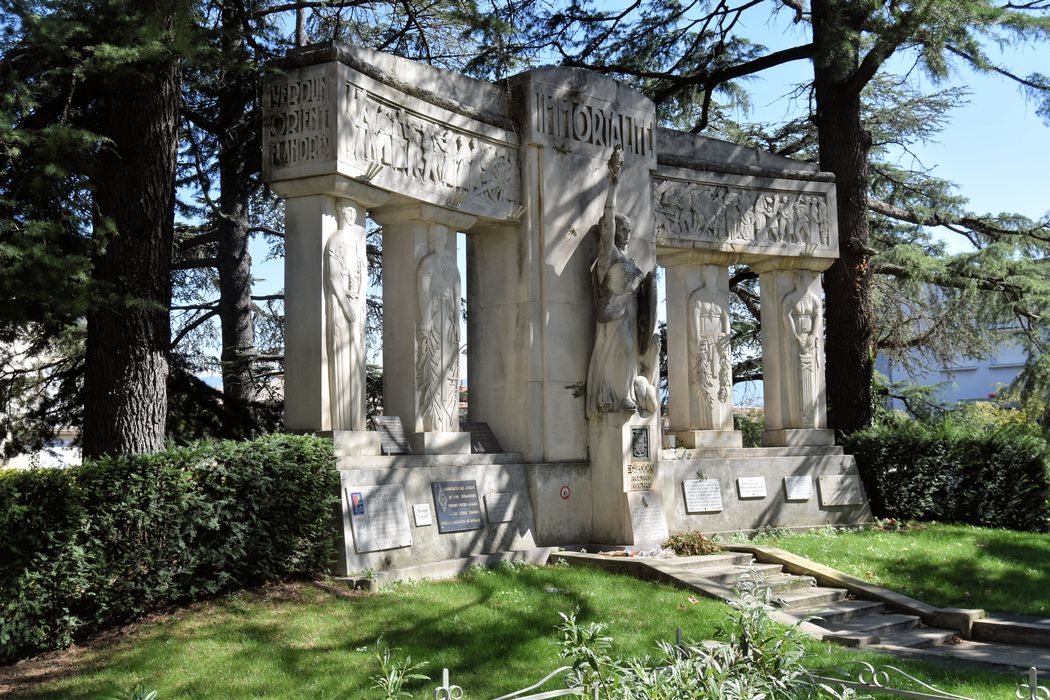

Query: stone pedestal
left=753, top=260, right=832, bottom=446
left=325, top=430, right=383, bottom=457
left=271, top=179, right=388, bottom=432
left=676, top=430, right=743, bottom=449
left=373, top=204, right=476, bottom=453
left=588, top=412, right=663, bottom=545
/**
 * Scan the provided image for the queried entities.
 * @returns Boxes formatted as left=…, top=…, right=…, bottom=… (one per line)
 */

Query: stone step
left=823, top=613, right=920, bottom=638
left=653, top=553, right=755, bottom=570
left=972, top=616, right=1050, bottom=648
left=761, top=573, right=818, bottom=594
left=873, top=627, right=959, bottom=649
left=773, top=586, right=848, bottom=611
left=676, top=563, right=784, bottom=586
left=798, top=599, right=885, bottom=624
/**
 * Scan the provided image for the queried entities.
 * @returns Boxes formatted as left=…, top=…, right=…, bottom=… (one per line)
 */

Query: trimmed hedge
left=845, top=419, right=1050, bottom=532
left=0, top=433, right=338, bottom=662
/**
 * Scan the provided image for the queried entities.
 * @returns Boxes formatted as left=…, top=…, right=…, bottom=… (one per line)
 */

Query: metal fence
left=429, top=662, right=1048, bottom=700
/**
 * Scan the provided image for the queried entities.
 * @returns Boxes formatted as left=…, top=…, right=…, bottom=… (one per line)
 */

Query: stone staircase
left=649, top=551, right=960, bottom=650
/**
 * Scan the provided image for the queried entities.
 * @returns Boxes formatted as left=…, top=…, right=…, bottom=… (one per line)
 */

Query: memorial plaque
left=626, top=490, right=669, bottom=545
left=345, top=484, right=412, bottom=553
left=737, top=477, right=767, bottom=499
left=376, top=416, right=411, bottom=455
left=683, top=478, right=723, bottom=513
left=412, top=503, right=433, bottom=527
left=626, top=462, right=655, bottom=491
left=431, top=480, right=484, bottom=533
left=484, top=491, right=518, bottom=523
left=461, top=422, right=504, bottom=454
left=818, top=475, right=865, bottom=506
left=631, top=427, right=651, bottom=460
left=783, top=476, right=813, bottom=502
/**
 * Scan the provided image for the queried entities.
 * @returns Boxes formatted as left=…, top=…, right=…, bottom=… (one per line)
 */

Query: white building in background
left=876, top=331, right=1028, bottom=410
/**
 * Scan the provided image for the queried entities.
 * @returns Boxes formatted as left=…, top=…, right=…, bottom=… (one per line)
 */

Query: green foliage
left=0, top=433, right=338, bottom=662
left=845, top=414, right=1050, bottom=531
left=554, top=578, right=839, bottom=699
left=733, top=409, right=764, bottom=448
left=370, top=639, right=430, bottom=699
left=663, top=530, right=721, bottom=556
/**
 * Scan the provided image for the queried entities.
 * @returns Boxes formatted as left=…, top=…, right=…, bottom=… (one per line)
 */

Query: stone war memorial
left=261, top=42, right=873, bottom=576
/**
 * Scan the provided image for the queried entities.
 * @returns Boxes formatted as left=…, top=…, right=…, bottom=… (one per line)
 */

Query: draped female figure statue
left=586, top=146, right=659, bottom=419
left=324, top=202, right=366, bottom=430
left=782, top=269, right=822, bottom=427
left=688, top=269, right=732, bottom=430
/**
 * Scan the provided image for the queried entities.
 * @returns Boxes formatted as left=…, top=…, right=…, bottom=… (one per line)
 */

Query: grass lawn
left=1, top=563, right=1027, bottom=699
left=744, top=522, right=1050, bottom=616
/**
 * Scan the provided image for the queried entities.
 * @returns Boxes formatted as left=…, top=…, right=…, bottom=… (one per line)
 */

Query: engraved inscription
left=266, top=73, right=332, bottom=168
left=627, top=462, right=655, bottom=491
left=818, top=475, right=865, bottom=506
left=683, top=478, right=723, bottom=513
left=484, top=491, right=518, bottom=524
left=627, top=490, right=669, bottom=545
left=431, top=480, right=484, bottom=533
left=533, top=92, right=654, bottom=159
left=345, top=83, right=521, bottom=211
left=412, top=502, right=433, bottom=527
left=346, top=484, right=412, bottom=553
left=783, top=476, right=814, bottom=502
left=736, top=476, right=767, bottom=499
left=654, top=180, right=830, bottom=249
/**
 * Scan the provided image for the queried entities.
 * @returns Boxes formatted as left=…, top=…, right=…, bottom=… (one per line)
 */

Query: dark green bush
left=0, top=433, right=338, bottom=662
left=845, top=417, right=1050, bottom=532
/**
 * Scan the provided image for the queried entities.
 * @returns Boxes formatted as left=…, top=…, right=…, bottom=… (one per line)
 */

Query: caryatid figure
left=782, top=269, right=823, bottom=427
left=416, top=229, right=461, bottom=432
left=687, top=268, right=732, bottom=430
left=324, top=201, right=367, bottom=430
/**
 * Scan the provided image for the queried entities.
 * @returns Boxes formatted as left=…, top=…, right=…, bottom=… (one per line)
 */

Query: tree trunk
left=82, top=0, right=181, bottom=458
left=216, top=5, right=256, bottom=408
left=811, top=0, right=876, bottom=435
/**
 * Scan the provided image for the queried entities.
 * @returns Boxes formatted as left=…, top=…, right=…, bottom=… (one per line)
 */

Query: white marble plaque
left=818, top=475, right=865, bottom=506
left=484, top=491, right=518, bottom=524
left=346, top=485, right=412, bottom=553
left=783, top=476, right=813, bottom=502
left=736, top=477, right=767, bottom=499
left=683, top=479, right=723, bottom=514
left=412, top=502, right=433, bottom=527
left=626, top=490, right=669, bottom=545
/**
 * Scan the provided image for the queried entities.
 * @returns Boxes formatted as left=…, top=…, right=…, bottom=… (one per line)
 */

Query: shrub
left=845, top=416, right=1050, bottom=532
left=0, top=433, right=338, bottom=662
left=733, top=409, right=764, bottom=448
left=664, top=530, right=721, bottom=556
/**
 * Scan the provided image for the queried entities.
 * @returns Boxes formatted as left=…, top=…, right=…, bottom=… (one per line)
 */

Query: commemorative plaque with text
left=626, top=490, right=669, bottom=545
left=818, top=475, right=865, bottom=506
left=783, top=476, right=813, bottom=502
left=683, top=479, right=723, bottom=513
left=431, top=480, right=484, bottom=533
left=345, top=484, right=413, bottom=553
left=736, top=477, right=767, bottom=499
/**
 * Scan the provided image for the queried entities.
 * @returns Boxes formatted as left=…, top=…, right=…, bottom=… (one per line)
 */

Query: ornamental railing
left=429, top=662, right=1047, bottom=700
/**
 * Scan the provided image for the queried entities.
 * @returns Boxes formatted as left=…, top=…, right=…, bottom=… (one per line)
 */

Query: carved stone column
left=372, top=203, right=476, bottom=454
left=662, top=251, right=743, bottom=449
left=752, top=259, right=834, bottom=446
left=271, top=177, right=388, bottom=457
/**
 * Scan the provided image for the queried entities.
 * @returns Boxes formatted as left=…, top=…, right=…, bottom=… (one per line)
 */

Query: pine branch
left=171, top=309, right=220, bottom=348
left=873, top=261, right=1040, bottom=320
left=946, top=45, right=1050, bottom=93
left=868, top=196, right=1050, bottom=244
left=172, top=257, right=220, bottom=270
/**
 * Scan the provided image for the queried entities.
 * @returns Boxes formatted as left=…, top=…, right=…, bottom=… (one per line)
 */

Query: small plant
left=106, top=685, right=158, bottom=700
left=664, top=530, right=721, bottom=556
left=370, top=638, right=430, bottom=699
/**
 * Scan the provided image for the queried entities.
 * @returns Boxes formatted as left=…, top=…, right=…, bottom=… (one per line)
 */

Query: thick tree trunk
left=811, top=0, right=876, bottom=435
left=82, top=0, right=180, bottom=458
left=216, top=6, right=256, bottom=407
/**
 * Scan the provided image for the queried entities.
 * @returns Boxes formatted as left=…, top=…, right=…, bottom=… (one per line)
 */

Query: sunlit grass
left=746, top=522, right=1050, bottom=615
left=6, top=561, right=1026, bottom=699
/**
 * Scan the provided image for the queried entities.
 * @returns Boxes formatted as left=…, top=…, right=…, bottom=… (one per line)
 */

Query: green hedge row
left=0, top=434, right=338, bottom=662
left=845, top=419, right=1050, bottom=532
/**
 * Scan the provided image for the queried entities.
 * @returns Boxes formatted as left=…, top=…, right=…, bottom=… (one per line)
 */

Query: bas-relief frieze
left=344, top=81, right=522, bottom=215
left=653, top=179, right=831, bottom=252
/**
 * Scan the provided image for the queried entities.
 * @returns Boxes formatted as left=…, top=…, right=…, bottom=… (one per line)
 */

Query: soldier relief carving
left=654, top=180, right=830, bottom=248
left=783, top=270, right=823, bottom=427
left=345, top=84, right=521, bottom=211
left=324, top=202, right=367, bottom=430
left=688, top=268, right=732, bottom=430
left=416, top=230, right=461, bottom=432
left=586, top=146, right=660, bottom=419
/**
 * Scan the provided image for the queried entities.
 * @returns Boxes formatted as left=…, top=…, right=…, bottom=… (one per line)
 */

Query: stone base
left=321, top=430, right=383, bottom=458
left=676, top=430, right=743, bottom=449
left=408, top=431, right=471, bottom=455
left=763, top=429, right=835, bottom=447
